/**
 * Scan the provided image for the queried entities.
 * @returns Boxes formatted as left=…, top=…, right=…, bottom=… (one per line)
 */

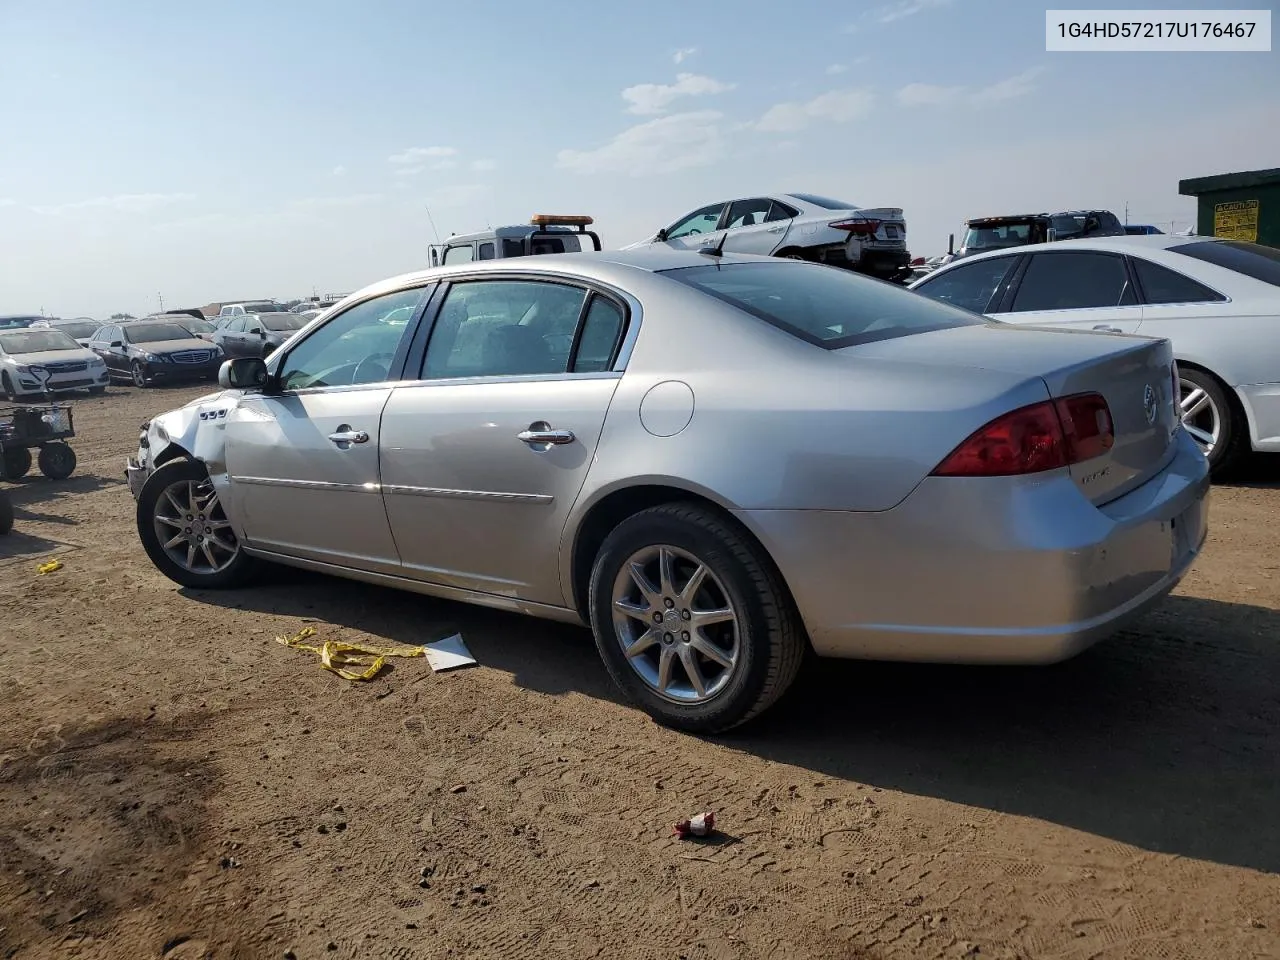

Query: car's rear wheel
left=1179, top=367, right=1246, bottom=477
left=131, top=362, right=148, bottom=388
left=136, top=458, right=255, bottom=589
left=4, top=446, right=32, bottom=480
left=37, top=442, right=76, bottom=480
left=588, top=502, right=806, bottom=734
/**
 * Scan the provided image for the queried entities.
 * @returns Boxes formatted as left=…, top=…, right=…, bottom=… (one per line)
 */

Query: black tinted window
left=766, top=201, right=799, bottom=222
left=123, top=323, right=192, bottom=342
left=1172, top=240, right=1280, bottom=288
left=1133, top=258, right=1226, bottom=305
left=478, top=242, right=495, bottom=260
left=664, top=261, right=982, bottom=349
left=1010, top=253, right=1136, bottom=312
left=914, top=257, right=1017, bottom=314
left=572, top=297, right=625, bottom=372
left=502, top=239, right=524, bottom=258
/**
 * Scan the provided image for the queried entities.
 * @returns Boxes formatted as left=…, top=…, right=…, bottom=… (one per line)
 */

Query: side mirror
left=219, top=356, right=269, bottom=391
left=655, top=227, right=668, bottom=242
left=257, top=329, right=266, bottom=338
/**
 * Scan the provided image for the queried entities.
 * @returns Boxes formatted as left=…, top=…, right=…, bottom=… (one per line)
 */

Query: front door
left=221, top=285, right=430, bottom=573
left=378, top=277, right=628, bottom=604
left=990, top=250, right=1145, bottom=334
left=661, top=202, right=727, bottom=251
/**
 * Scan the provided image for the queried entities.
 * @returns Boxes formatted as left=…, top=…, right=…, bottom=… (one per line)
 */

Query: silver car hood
left=6, top=347, right=101, bottom=364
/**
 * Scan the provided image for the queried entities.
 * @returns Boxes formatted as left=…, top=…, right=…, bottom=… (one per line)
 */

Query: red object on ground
left=674, top=811, right=716, bottom=838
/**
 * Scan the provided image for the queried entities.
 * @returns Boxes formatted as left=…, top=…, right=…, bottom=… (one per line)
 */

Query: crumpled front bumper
left=126, top=451, right=149, bottom=499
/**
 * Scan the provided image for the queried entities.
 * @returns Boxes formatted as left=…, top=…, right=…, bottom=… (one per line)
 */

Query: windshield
left=123, top=323, right=193, bottom=343
left=1171, top=239, right=1280, bottom=288
left=963, top=222, right=1037, bottom=250
left=51, top=321, right=99, bottom=339
left=787, top=193, right=859, bottom=211
left=663, top=261, right=982, bottom=349
left=0, top=330, right=81, bottom=354
left=261, top=313, right=307, bottom=332
left=181, top=318, right=215, bottom=334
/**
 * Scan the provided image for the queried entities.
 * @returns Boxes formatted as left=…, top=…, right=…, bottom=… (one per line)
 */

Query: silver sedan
left=126, top=250, right=1209, bottom=732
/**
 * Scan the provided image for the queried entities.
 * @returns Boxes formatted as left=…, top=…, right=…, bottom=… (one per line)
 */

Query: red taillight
left=931, top=392, right=1114, bottom=478
left=829, top=218, right=880, bottom=236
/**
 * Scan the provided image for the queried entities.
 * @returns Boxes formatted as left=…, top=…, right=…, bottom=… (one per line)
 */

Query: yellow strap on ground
left=36, top=559, right=63, bottom=575
left=274, top=626, right=425, bottom=681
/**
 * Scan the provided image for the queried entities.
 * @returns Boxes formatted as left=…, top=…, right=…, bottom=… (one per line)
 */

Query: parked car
left=0, top=328, right=110, bottom=399
left=176, top=316, right=218, bottom=341
left=28, top=316, right=100, bottom=347
left=909, top=235, right=1280, bottom=476
left=212, top=312, right=309, bottom=358
left=126, top=249, right=1207, bottom=732
left=952, top=210, right=1126, bottom=260
left=88, top=319, right=225, bottom=388
left=214, top=301, right=285, bottom=326
left=0, top=315, right=44, bottom=331
left=627, top=194, right=912, bottom=281
left=1124, top=224, right=1166, bottom=236
left=429, top=215, right=603, bottom=267
left=291, top=299, right=340, bottom=314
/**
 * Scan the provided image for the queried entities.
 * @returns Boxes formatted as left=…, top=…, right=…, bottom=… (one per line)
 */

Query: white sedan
left=0, top=328, right=111, bottom=399
left=910, top=235, right=1280, bottom=476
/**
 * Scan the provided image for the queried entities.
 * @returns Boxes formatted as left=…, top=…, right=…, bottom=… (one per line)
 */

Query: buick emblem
left=1143, top=384, right=1157, bottom=425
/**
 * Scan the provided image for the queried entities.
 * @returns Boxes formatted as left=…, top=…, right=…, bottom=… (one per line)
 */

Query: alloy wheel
left=152, top=476, right=240, bottom=574
left=610, top=544, right=740, bottom=704
left=1179, top=376, right=1220, bottom=457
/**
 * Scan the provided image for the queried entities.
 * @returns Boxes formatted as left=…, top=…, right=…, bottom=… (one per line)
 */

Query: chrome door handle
left=1093, top=324, right=1122, bottom=333
left=517, top=426, right=575, bottom=446
left=328, top=429, right=369, bottom=445
left=767, top=226, right=785, bottom=233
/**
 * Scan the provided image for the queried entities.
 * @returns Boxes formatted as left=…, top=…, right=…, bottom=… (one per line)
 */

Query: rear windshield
left=1171, top=239, right=1280, bottom=287
left=788, top=193, right=858, bottom=210
left=663, top=261, right=982, bottom=349
left=123, top=323, right=192, bottom=343
left=244, top=302, right=279, bottom=314
left=0, top=316, right=40, bottom=329
left=52, top=321, right=99, bottom=339
left=261, top=313, right=306, bottom=331
left=0, top=330, right=80, bottom=353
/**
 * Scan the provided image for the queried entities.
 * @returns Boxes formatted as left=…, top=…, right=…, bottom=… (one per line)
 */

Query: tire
left=89, top=386, right=106, bottom=396
left=132, top=362, right=148, bottom=388
left=37, top=442, right=76, bottom=480
left=588, top=502, right=807, bottom=734
left=136, top=458, right=256, bottom=589
left=1178, top=367, right=1247, bottom=478
left=0, top=490, right=12, bottom=535
left=4, top=446, right=32, bottom=480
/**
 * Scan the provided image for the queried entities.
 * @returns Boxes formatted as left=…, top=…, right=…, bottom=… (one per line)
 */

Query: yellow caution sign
left=274, top=626, right=424, bottom=681
left=36, top=559, right=63, bottom=575
left=1214, top=200, right=1259, bottom=242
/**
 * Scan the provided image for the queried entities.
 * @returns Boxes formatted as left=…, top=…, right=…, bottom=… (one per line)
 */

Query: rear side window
left=663, top=261, right=982, bottom=349
left=1009, top=252, right=1137, bottom=312
left=571, top=297, right=625, bottom=372
left=1171, top=240, right=1280, bottom=288
left=1132, top=258, right=1226, bottom=304
left=914, top=257, right=1017, bottom=314
left=766, top=201, right=799, bottom=222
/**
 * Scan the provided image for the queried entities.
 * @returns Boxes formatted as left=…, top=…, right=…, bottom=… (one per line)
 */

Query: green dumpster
left=1178, top=167, right=1280, bottom=249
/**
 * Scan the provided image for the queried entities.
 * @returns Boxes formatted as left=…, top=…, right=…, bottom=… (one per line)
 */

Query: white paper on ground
left=423, top=633, right=477, bottom=672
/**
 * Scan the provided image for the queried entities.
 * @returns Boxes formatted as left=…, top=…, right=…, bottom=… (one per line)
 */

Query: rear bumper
left=737, top=428, right=1210, bottom=664
left=1234, top=381, right=1280, bottom=452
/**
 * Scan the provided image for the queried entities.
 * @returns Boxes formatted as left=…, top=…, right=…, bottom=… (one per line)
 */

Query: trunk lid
left=851, top=323, right=1180, bottom=504
left=853, top=206, right=906, bottom=245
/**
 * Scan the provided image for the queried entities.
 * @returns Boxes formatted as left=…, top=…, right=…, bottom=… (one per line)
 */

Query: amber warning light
left=530, top=214, right=594, bottom=226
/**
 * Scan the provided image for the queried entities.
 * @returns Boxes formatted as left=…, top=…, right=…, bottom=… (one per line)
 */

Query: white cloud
left=470, top=158, right=497, bottom=172
left=331, top=165, right=346, bottom=177
left=825, top=64, right=849, bottom=75
left=896, top=68, right=1045, bottom=108
left=556, top=110, right=725, bottom=176
left=673, top=46, right=697, bottom=64
left=751, top=88, right=875, bottom=133
left=388, top=146, right=458, bottom=165
left=32, top=193, right=195, bottom=216
left=874, top=0, right=951, bottom=23
left=622, top=73, right=735, bottom=115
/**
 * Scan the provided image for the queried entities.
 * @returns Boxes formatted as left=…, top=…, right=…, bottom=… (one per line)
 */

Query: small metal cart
left=0, top=402, right=78, bottom=481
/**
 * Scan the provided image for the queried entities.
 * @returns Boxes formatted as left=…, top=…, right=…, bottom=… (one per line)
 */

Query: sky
left=1, top=0, right=1277, bottom=318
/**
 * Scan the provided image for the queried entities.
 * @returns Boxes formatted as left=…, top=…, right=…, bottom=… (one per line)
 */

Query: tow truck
left=428, top=214, right=603, bottom=268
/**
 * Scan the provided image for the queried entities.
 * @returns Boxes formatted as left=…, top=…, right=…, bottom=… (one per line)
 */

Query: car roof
left=943, top=234, right=1218, bottom=265
left=444, top=224, right=583, bottom=244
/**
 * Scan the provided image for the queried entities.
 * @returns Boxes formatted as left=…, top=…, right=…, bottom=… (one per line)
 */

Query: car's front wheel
left=1, top=372, right=18, bottom=401
left=136, top=458, right=255, bottom=589
left=588, top=502, right=807, bottom=734
left=131, top=362, right=148, bottom=388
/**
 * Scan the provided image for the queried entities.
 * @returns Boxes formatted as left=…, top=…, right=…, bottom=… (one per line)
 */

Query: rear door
left=720, top=198, right=788, bottom=255
left=910, top=254, right=1022, bottom=315
left=990, top=250, right=1144, bottom=334
left=378, top=276, right=630, bottom=604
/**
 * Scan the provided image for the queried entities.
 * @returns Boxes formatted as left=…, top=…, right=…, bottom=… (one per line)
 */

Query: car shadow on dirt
left=1224, top=452, right=1280, bottom=488
left=184, top=571, right=1280, bottom=877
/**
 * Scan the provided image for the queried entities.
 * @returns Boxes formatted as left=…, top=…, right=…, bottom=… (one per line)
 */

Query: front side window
left=442, top=244, right=474, bottom=265
left=1009, top=252, right=1136, bottom=312
left=664, top=261, right=982, bottom=349
left=277, top=287, right=425, bottom=391
left=1132, top=258, right=1226, bottom=305
left=665, top=203, right=724, bottom=240
left=914, top=257, right=1018, bottom=314
left=724, top=198, right=773, bottom=229
left=422, top=280, right=588, bottom=379
left=123, top=323, right=193, bottom=343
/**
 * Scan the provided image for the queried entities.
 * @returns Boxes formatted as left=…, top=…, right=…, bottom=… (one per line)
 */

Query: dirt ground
left=1, top=384, right=1278, bottom=960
